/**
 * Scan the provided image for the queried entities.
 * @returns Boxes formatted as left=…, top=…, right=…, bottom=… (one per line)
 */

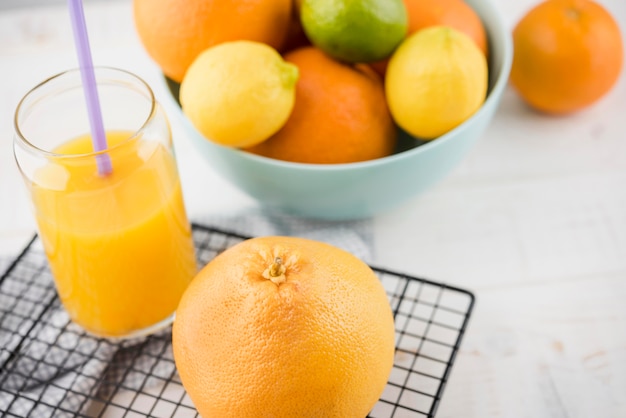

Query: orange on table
left=133, top=0, right=293, bottom=82
left=173, top=236, right=396, bottom=418
left=510, top=0, right=623, bottom=114
left=245, top=47, right=397, bottom=164
left=371, top=0, right=488, bottom=75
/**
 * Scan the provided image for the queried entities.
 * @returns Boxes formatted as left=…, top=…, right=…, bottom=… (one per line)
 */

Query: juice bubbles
left=31, top=131, right=197, bottom=337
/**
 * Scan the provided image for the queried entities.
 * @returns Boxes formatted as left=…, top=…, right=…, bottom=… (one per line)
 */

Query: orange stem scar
left=263, top=257, right=286, bottom=284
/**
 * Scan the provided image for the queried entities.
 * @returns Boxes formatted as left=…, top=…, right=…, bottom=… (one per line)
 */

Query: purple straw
left=68, top=0, right=112, bottom=176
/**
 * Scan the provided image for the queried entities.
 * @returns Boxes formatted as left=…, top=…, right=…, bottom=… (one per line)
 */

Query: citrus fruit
left=404, top=0, right=488, bottom=56
left=300, top=0, right=408, bottom=63
left=180, top=41, right=299, bottom=148
left=133, top=0, right=292, bottom=82
left=510, top=0, right=623, bottom=114
left=372, top=0, right=488, bottom=75
left=245, top=47, right=397, bottom=163
left=386, top=26, right=488, bottom=139
left=172, top=236, right=396, bottom=418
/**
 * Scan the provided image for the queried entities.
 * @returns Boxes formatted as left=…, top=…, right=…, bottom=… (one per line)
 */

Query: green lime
left=300, top=0, right=408, bottom=63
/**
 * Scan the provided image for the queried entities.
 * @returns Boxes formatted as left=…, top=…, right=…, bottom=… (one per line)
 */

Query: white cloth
left=198, top=208, right=375, bottom=263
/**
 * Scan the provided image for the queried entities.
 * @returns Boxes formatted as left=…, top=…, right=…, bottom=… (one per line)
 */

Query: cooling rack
left=0, top=223, right=475, bottom=417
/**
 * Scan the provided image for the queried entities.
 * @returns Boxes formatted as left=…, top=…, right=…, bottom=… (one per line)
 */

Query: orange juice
left=31, top=131, right=197, bottom=337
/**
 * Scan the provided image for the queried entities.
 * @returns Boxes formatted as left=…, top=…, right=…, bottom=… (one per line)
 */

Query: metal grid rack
left=0, top=223, right=475, bottom=417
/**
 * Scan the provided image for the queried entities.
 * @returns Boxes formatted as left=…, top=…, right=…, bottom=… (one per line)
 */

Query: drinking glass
left=13, top=67, right=197, bottom=339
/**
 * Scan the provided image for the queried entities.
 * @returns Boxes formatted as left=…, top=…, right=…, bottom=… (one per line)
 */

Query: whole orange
left=133, top=0, right=292, bottom=83
left=371, top=0, right=488, bottom=75
left=510, top=0, right=624, bottom=114
left=245, top=47, right=397, bottom=164
left=404, top=0, right=488, bottom=55
left=172, top=236, right=396, bottom=418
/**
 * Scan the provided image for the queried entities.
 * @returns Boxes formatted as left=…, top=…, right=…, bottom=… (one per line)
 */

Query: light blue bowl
left=168, top=0, right=513, bottom=220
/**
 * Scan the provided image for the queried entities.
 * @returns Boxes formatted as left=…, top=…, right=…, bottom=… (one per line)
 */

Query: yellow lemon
left=385, top=26, right=488, bottom=139
left=180, top=41, right=299, bottom=148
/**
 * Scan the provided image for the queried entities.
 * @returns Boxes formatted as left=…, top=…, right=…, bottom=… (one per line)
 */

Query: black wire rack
left=0, top=223, right=475, bottom=418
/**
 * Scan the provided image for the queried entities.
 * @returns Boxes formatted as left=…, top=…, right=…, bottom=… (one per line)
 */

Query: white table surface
left=1, top=0, right=625, bottom=417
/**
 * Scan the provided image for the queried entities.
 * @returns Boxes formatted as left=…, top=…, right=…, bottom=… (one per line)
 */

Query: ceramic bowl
left=166, top=0, right=513, bottom=220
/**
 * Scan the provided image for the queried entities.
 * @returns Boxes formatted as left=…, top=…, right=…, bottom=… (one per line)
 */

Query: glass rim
left=13, top=66, right=157, bottom=159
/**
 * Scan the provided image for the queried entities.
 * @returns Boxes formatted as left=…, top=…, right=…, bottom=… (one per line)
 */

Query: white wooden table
left=1, top=1, right=625, bottom=417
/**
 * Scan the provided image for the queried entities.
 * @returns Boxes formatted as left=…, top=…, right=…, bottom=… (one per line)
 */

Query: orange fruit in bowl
left=371, top=0, right=488, bottom=75
left=133, top=0, right=293, bottom=83
left=245, top=46, right=397, bottom=164
left=403, top=0, right=488, bottom=55
left=172, top=236, right=396, bottom=417
left=510, top=0, right=623, bottom=114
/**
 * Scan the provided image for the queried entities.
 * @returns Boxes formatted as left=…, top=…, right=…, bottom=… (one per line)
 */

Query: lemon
left=180, top=41, right=299, bottom=148
left=301, top=0, right=408, bottom=63
left=385, top=26, right=488, bottom=139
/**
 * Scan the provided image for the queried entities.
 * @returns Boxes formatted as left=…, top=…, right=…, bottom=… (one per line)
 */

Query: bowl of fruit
left=136, top=0, right=513, bottom=220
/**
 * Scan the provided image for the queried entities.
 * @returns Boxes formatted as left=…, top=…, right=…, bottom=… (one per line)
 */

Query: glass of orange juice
left=13, top=67, right=197, bottom=339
